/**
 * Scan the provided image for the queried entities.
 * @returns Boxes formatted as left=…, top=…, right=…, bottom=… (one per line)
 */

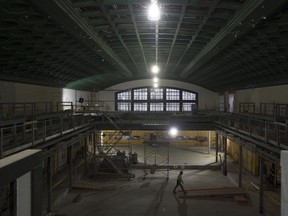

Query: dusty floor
left=50, top=145, right=280, bottom=216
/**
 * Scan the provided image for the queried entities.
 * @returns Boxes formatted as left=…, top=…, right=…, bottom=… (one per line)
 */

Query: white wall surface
left=17, top=172, right=31, bottom=216
left=98, top=79, right=218, bottom=111
left=2, top=80, right=287, bottom=113
left=0, top=81, right=94, bottom=111
left=234, top=84, right=288, bottom=113
left=281, top=150, right=288, bottom=216
left=0, top=81, right=62, bottom=103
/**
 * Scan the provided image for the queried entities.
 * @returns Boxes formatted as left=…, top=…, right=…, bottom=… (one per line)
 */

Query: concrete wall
left=281, top=150, right=288, bottom=216
left=17, top=172, right=31, bottom=216
left=0, top=80, right=94, bottom=111
left=227, top=140, right=259, bottom=176
left=234, top=84, right=288, bottom=113
left=101, top=130, right=216, bottom=147
left=1, top=80, right=288, bottom=114
left=97, top=79, right=218, bottom=111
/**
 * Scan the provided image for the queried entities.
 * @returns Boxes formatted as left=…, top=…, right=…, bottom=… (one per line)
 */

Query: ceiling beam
left=164, top=2, right=187, bottom=74
left=98, top=4, right=141, bottom=74
left=171, top=0, right=221, bottom=75
left=29, top=0, right=133, bottom=77
left=180, top=0, right=265, bottom=78
left=128, top=3, right=149, bottom=74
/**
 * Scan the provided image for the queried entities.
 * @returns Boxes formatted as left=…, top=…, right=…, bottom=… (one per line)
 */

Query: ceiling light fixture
left=151, top=65, right=159, bottom=74
left=153, top=83, right=158, bottom=88
left=148, top=0, right=160, bottom=21
left=153, top=77, right=159, bottom=83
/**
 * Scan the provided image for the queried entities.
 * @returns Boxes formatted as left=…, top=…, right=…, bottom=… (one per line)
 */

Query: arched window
left=115, top=87, right=198, bottom=112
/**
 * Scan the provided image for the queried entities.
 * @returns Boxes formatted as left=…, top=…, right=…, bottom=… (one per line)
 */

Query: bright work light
left=148, top=0, right=160, bottom=21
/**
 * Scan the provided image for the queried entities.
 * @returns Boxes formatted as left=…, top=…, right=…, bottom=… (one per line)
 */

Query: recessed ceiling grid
left=0, top=0, right=115, bottom=89
left=1, top=0, right=288, bottom=91
left=189, top=4, right=288, bottom=91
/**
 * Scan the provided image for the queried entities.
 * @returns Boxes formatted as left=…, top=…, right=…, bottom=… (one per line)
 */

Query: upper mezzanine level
left=0, top=101, right=287, bottom=161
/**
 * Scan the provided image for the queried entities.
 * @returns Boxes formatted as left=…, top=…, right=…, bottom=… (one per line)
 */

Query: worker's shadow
left=173, top=193, right=188, bottom=216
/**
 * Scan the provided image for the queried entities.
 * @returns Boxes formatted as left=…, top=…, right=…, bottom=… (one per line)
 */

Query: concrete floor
left=52, top=145, right=280, bottom=216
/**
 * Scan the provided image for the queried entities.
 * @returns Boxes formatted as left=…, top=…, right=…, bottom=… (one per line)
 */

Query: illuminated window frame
left=115, top=87, right=198, bottom=112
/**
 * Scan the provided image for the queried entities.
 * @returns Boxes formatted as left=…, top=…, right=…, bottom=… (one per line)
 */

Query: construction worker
left=173, top=171, right=186, bottom=194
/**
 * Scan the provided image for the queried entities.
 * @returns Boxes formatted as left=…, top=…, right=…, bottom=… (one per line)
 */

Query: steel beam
left=239, top=144, right=243, bottom=187
left=259, top=156, right=264, bottom=214
left=215, top=132, right=218, bottom=162
left=223, top=137, right=227, bottom=176
left=47, top=154, right=52, bottom=213
left=10, top=181, right=17, bottom=216
left=68, top=145, right=73, bottom=190
left=31, top=166, right=43, bottom=216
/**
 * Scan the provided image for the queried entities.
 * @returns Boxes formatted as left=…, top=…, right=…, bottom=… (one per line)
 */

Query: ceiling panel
left=0, top=0, right=287, bottom=91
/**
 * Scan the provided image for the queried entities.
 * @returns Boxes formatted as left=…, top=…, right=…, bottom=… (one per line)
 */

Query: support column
left=223, top=137, right=227, bottom=176
left=47, top=154, right=52, bottom=214
left=281, top=151, right=288, bottom=215
left=84, top=139, right=87, bottom=171
left=93, top=132, right=96, bottom=159
left=32, top=166, right=42, bottom=216
left=215, top=133, right=218, bottom=162
left=208, top=131, right=211, bottom=154
left=239, top=144, right=243, bottom=187
left=167, top=140, right=170, bottom=179
left=10, top=181, right=17, bottom=216
left=68, top=145, right=73, bottom=190
left=0, top=150, right=42, bottom=216
left=259, top=156, right=264, bottom=214
left=17, top=172, right=31, bottom=216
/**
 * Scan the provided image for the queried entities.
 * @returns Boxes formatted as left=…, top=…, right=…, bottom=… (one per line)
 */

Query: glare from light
left=148, top=1, right=160, bottom=21
left=151, top=65, right=159, bottom=74
left=153, top=77, right=158, bottom=83
left=169, top=127, right=178, bottom=137
left=153, top=83, right=158, bottom=88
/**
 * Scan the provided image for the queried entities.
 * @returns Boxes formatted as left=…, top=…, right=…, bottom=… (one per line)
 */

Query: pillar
left=31, top=166, right=42, bottom=216
left=281, top=151, right=288, bottom=215
left=238, top=144, right=243, bottom=187
left=259, top=156, right=264, bottom=214
left=68, top=145, right=73, bottom=190
left=215, top=133, right=218, bottom=162
left=47, top=154, right=52, bottom=213
left=208, top=131, right=211, bottom=154
left=223, top=137, right=227, bottom=176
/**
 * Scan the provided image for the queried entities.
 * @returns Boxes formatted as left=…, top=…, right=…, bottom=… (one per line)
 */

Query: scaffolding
left=143, top=132, right=170, bottom=179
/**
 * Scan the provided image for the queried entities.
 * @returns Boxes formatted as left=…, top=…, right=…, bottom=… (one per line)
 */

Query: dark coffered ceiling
left=0, top=0, right=287, bottom=92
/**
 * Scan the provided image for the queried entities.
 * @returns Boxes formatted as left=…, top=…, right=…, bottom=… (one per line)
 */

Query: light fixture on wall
left=148, top=0, right=160, bottom=21
left=153, top=83, right=159, bottom=88
left=169, top=127, right=178, bottom=137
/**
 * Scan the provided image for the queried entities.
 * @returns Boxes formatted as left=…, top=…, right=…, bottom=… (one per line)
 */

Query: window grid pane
left=166, top=102, right=180, bottom=111
left=116, top=87, right=197, bottom=112
left=182, top=102, right=195, bottom=111
left=117, top=102, right=131, bottom=111
left=166, top=88, right=180, bottom=100
left=150, top=103, right=164, bottom=111
left=134, top=88, right=147, bottom=100
left=150, top=88, right=163, bottom=100
left=134, top=103, right=147, bottom=111
left=117, top=91, right=131, bottom=100
left=182, top=91, right=196, bottom=100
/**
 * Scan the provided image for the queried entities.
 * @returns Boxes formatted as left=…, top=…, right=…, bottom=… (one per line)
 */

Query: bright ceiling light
left=169, top=127, right=178, bottom=137
left=153, top=83, right=158, bottom=88
left=148, top=0, right=160, bottom=21
left=153, top=77, right=158, bottom=83
left=151, top=65, right=159, bottom=74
